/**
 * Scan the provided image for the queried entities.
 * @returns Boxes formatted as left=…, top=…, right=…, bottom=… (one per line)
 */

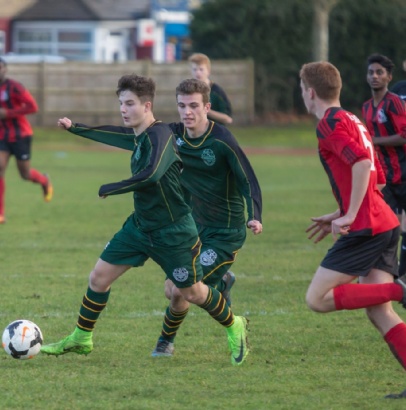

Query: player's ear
left=310, top=87, right=316, bottom=99
left=144, top=101, right=152, bottom=112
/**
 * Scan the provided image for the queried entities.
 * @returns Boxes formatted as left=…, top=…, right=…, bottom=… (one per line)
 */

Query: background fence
left=7, top=59, right=255, bottom=127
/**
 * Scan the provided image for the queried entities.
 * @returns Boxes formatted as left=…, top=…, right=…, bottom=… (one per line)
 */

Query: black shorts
left=0, top=136, right=32, bottom=160
left=382, top=183, right=406, bottom=215
left=320, top=227, right=400, bottom=277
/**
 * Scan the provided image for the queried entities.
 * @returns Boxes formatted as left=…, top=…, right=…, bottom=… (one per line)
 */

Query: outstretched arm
left=57, top=117, right=134, bottom=151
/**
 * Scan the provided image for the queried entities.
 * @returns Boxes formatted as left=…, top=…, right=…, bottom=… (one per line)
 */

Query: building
left=0, top=0, right=204, bottom=63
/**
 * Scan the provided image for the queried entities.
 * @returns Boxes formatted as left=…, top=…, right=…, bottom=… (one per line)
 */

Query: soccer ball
left=2, top=319, right=43, bottom=359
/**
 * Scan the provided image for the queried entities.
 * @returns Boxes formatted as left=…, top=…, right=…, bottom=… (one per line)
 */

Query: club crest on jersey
left=201, top=149, right=216, bottom=166
left=176, top=137, right=185, bottom=146
left=173, top=267, right=189, bottom=282
left=200, top=249, right=217, bottom=266
left=377, top=109, right=387, bottom=124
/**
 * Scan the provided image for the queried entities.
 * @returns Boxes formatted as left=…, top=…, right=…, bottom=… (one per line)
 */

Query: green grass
left=1, top=125, right=405, bottom=410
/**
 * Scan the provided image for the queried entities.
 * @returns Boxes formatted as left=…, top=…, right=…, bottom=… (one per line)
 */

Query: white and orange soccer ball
left=2, top=319, right=43, bottom=359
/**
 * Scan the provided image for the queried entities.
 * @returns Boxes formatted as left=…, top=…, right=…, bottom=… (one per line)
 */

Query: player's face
left=191, top=63, right=210, bottom=83
left=118, top=90, right=149, bottom=130
left=367, top=63, right=392, bottom=92
left=300, top=80, right=315, bottom=115
left=177, top=93, right=210, bottom=136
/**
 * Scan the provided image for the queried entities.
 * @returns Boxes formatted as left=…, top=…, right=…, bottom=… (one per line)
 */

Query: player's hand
left=248, top=220, right=262, bottom=235
left=331, top=215, right=352, bottom=241
left=57, top=117, right=72, bottom=129
left=306, top=217, right=332, bottom=243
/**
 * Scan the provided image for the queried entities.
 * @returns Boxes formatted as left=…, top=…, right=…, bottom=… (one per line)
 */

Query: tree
left=329, top=0, right=406, bottom=112
left=312, top=0, right=340, bottom=61
left=190, top=0, right=313, bottom=115
left=190, top=0, right=406, bottom=116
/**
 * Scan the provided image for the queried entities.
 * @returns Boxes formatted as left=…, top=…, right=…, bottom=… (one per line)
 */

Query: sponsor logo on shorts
left=173, top=267, right=189, bottom=282
left=200, top=249, right=217, bottom=266
left=201, top=149, right=216, bottom=166
left=20, top=154, right=29, bottom=160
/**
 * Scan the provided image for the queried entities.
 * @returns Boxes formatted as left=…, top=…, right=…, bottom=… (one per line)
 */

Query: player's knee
left=306, top=293, right=328, bottom=313
left=177, top=289, right=198, bottom=304
left=89, top=269, right=110, bottom=293
left=20, top=171, right=31, bottom=180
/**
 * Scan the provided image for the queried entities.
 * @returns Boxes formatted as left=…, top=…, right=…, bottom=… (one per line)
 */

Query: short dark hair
left=367, top=53, right=395, bottom=74
left=116, top=74, right=155, bottom=104
left=176, top=78, right=210, bottom=104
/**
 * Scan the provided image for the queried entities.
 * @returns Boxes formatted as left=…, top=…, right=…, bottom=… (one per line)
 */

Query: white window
left=14, top=28, right=93, bottom=61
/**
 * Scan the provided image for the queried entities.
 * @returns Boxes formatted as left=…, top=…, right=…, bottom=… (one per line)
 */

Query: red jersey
left=0, top=78, right=38, bottom=141
left=362, top=91, right=406, bottom=184
left=317, top=107, right=399, bottom=235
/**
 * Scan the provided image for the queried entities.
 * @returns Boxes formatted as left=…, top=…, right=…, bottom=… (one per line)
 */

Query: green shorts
left=100, top=213, right=203, bottom=288
left=197, top=224, right=246, bottom=286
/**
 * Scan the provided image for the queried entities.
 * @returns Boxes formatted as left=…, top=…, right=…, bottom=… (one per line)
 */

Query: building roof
left=0, top=0, right=35, bottom=18
left=15, top=0, right=150, bottom=21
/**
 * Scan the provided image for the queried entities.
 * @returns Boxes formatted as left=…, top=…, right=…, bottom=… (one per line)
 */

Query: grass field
left=1, top=124, right=406, bottom=410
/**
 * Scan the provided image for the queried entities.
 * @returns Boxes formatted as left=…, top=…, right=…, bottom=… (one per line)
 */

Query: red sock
left=0, top=177, right=4, bottom=216
left=333, top=283, right=403, bottom=310
left=384, top=323, right=406, bottom=370
left=29, top=169, right=47, bottom=185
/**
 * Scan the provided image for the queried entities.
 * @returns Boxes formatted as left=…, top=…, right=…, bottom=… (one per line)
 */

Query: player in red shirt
left=0, top=57, right=53, bottom=223
left=300, top=61, right=406, bottom=398
left=362, top=54, right=406, bottom=279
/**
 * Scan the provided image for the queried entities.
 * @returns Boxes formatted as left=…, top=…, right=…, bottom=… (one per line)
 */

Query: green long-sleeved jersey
left=169, top=121, right=262, bottom=228
left=68, top=120, right=262, bottom=229
left=67, top=121, right=190, bottom=232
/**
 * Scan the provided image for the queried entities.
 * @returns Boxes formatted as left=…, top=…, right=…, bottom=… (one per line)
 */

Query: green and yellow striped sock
left=199, top=286, right=234, bottom=328
left=76, top=286, right=110, bottom=332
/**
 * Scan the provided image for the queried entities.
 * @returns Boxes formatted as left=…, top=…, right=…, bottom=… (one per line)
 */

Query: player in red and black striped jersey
left=300, top=61, right=406, bottom=396
left=0, top=57, right=52, bottom=223
left=362, top=54, right=406, bottom=279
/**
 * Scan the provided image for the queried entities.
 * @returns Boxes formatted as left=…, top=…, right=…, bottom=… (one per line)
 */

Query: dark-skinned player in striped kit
left=362, top=54, right=406, bottom=281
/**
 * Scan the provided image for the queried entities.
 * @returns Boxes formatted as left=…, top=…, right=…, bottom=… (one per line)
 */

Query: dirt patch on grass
left=243, top=146, right=316, bottom=156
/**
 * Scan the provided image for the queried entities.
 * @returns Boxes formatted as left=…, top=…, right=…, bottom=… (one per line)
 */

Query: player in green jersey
left=188, top=52, right=233, bottom=126
left=40, top=74, right=250, bottom=366
left=152, top=78, right=262, bottom=357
